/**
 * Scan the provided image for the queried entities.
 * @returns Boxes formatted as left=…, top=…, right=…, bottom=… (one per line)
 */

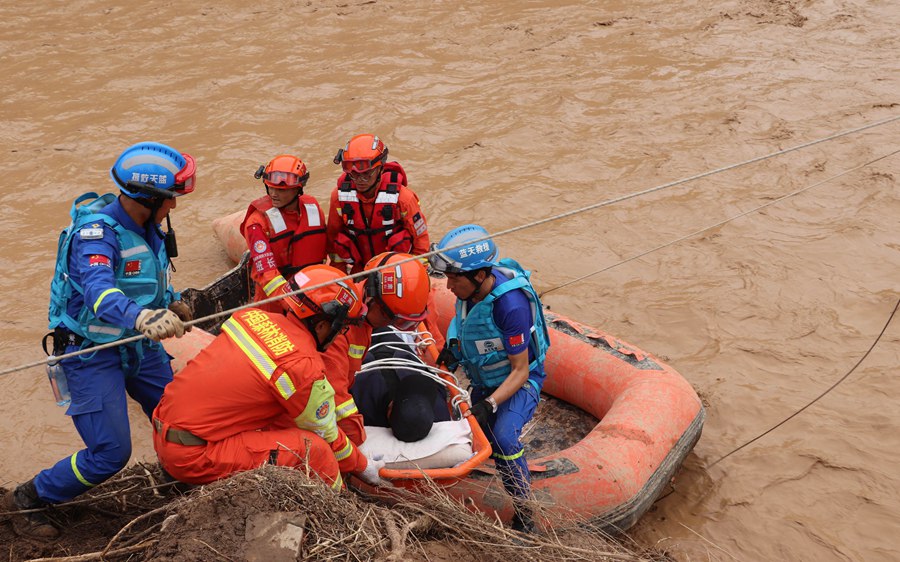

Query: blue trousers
left=34, top=341, right=172, bottom=503
left=473, top=381, right=540, bottom=501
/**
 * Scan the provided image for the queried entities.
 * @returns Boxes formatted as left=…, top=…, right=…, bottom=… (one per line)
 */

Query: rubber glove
left=357, top=455, right=390, bottom=487
left=135, top=309, right=185, bottom=341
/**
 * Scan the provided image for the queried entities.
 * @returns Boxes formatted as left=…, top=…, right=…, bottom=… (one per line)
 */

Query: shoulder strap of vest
left=382, top=161, right=407, bottom=187
left=338, top=173, right=355, bottom=193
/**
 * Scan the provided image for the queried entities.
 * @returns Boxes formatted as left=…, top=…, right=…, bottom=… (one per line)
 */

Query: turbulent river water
left=1, top=1, right=898, bottom=560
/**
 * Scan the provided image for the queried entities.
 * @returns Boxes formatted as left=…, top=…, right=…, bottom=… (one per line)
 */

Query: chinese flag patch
left=508, top=333, right=525, bottom=347
left=124, top=260, right=142, bottom=276
left=88, top=255, right=111, bottom=268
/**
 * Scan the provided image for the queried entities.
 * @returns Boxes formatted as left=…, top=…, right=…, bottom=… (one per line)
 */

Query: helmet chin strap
left=135, top=196, right=179, bottom=271
left=459, top=272, right=484, bottom=301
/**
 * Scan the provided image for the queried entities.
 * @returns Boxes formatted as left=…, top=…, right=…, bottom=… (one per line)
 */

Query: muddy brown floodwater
left=1, top=1, right=898, bottom=560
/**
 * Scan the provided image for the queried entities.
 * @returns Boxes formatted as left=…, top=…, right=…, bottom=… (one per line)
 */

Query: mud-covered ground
left=1, top=464, right=665, bottom=562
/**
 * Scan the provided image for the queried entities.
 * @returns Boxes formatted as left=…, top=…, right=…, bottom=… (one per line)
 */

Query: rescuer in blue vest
left=430, top=224, right=550, bottom=534
left=2, top=142, right=196, bottom=538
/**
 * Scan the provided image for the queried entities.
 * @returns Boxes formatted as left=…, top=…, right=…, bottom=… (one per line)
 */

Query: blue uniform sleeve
left=492, top=288, right=533, bottom=357
left=71, top=224, right=144, bottom=329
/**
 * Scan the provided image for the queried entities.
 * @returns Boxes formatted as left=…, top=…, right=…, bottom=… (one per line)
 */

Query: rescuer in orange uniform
left=152, top=265, right=387, bottom=489
left=323, top=252, right=432, bottom=446
left=326, top=134, right=429, bottom=274
left=241, top=154, right=327, bottom=313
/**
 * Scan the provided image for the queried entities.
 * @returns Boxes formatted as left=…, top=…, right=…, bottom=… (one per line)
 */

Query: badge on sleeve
left=412, top=212, right=427, bottom=235
left=89, top=255, right=111, bottom=268
left=79, top=224, right=104, bottom=240
left=508, top=333, right=526, bottom=347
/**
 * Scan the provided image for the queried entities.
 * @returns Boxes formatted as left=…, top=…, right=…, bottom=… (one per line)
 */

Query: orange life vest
left=240, top=194, right=327, bottom=278
left=335, top=162, right=414, bottom=266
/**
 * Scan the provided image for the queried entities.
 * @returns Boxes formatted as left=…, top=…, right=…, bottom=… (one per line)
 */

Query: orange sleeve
left=398, top=187, right=430, bottom=256
left=322, top=334, right=367, bottom=446
left=243, top=211, right=285, bottom=292
left=284, top=356, right=368, bottom=475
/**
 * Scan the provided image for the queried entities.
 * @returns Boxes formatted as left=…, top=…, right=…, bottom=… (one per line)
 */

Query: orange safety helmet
left=363, top=252, right=430, bottom=331
left=255, top=154, right=309, bottom=190
left=286, top=264, right=367, bottom=350
left=333, top=134, right=389, bottom=174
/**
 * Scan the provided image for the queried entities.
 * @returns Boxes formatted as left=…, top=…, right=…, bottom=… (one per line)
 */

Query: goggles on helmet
left=172, top=153, right=196, bottom=196
left=265, top=170, right=308, bottom=188
left=341, top=159, right=378, bottom=175
left=428, top=244, right=465, bottom=275
left=255, top=165, right=309, bottom=189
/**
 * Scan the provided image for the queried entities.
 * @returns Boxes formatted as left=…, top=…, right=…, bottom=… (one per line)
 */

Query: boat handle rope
left=1, top=113, right=898, bottom=378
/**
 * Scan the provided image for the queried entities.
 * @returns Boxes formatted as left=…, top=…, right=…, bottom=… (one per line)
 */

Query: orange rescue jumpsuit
left=322, top=322, right=374, bottom=446
left=152, top=308, right=367, bottom=489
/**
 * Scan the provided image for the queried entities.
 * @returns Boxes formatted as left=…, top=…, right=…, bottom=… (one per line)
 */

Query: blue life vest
left=446, top=258, right=550, bottom=389
left=48, top=192, right=172, bottom=344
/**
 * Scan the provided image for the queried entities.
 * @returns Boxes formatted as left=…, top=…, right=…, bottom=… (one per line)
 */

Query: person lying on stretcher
left=349, top=330, right=480, bottom=473
left=351, top=333, right=451, bottom=441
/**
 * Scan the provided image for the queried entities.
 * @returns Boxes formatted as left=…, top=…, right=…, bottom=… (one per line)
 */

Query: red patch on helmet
left=381, top=271, right=396, bottom=295
left=315, top=401, right=330, bottom=419
left=335, top=287, right=356, bottom=307
left=88, top=255, right=111, bottom=268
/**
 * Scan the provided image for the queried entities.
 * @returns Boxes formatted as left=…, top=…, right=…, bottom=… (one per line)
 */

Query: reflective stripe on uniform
left=274, top=373, right=296, bottom=400
left=263, top=275, right=287, bottom=296
left=87, top=324, right=122, bottom=336
left=222, top=318, right=277, bottom=381
left=120, top=244, right=150, bottom=259
left=348, top=345, right=366, bottom=359
left=70, top=452, right=95, bottom=488
left=92, top=287, right=124, bottom=313
left=264, top=206, right=288, bottom=233
left=334, top=439, right=354, bottom=462
left=304, top=203, right=321, bottom=227
left=374, top=192, right=399, bottom=204
left=337, top=190, right=359, bottom=203
left=335, top=398, right=358, bottom=420
left=331, top=473, right=343, bottom=490
left=492, top=448, right=525, bottom=462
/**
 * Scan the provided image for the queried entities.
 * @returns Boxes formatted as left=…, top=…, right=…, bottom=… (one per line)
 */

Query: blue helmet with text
left=110, top=141, right=196, bottom=199
left=429, top=224, right=498, bottom=274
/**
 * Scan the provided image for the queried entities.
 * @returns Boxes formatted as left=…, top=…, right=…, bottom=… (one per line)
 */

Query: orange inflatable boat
left=425, top=281, right=704, bottom=531
left=171, top=244, right=705, bottom=532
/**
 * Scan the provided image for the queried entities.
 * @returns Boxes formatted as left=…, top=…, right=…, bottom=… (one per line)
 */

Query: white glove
left=135, top=308, right=185, bottom=341
left=356, top=455, right=390, bottom=487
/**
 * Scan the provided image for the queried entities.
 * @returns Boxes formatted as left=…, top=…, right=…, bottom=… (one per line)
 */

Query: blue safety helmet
left=109, top=141, right=196, bottom=199
left=429, top=224, right=499, bottom=274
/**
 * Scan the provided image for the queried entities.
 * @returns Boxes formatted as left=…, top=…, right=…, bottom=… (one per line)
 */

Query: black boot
left=1, top=479, right=60, bottom=539
left=510, top=504, right=536, bottom=534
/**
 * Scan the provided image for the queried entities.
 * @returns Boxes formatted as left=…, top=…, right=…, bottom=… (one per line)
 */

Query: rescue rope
left=0, top=114, right=897, bottom=378
left=359, top=329, right=471, bottom=410
left=539, top=147, right=900, bottom=297
left=707, top=295, right=900, bottom=468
